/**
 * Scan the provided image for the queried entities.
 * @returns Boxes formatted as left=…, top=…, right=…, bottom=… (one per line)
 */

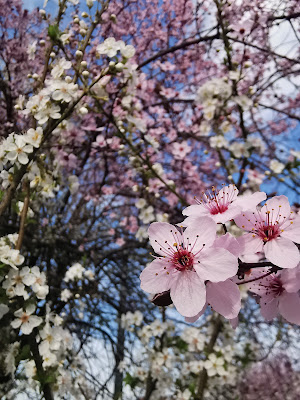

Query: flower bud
left=73, top=17, right=80, bottom=24
left=50, top=52, right=56, bottom=58
left=75, top=50, right=83, bottom=58
left=39, top=9, right=46, bottom=17
left=82, top=70, right=89, bottom=78
left=81, top=12, right=88, bottom=18
left=115, top=62, right=124, bottom=72
left=32, top=73, right=39, bottom=80
left=65, top=76, right=72, bottom=83
left=79, top=106, right=88, bottom=115
left=80, top=60, right=87, bottom=68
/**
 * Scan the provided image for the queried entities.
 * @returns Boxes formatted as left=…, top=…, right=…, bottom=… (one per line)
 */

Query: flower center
left=269, top=277, right=284, bottom=297
left=258, top=224, right=280, bottom=242
left=172, top=249, right=194, bottom=271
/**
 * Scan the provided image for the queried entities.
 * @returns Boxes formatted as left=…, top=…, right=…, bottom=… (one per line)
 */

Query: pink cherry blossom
left=182, top=184, right=266, bottom=224
left=247, top=266, right=300, bottom=324
left=235, top=195, right=300, bottom=269
left=140, top=219, right=238, bottom=317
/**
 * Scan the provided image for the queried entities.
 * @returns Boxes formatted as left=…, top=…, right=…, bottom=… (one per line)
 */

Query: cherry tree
left=0, top=0, right=299, bottom=399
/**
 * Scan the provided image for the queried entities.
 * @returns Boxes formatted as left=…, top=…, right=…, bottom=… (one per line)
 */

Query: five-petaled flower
left=235, top=195, right=300, bottom=269
left=247, top=266, right=300, bottom=324
left=182, top=184, right=266, bottom=224
left=140, top=219, right=238, bottom=317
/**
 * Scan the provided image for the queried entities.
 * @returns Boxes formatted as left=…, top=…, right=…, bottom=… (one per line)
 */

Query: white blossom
left=270, top=159, right=285, bottom=174
left=11, top=304, right=42, bottom=334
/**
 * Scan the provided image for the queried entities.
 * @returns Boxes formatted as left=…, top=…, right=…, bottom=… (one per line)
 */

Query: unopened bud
left=115, top=62, right=124, bottom=72
left=73, top=17, right=80, bottom=24
left=82, top=70, right=89, bottom=78
left=215, top=162, right=221, bottom=167
left=110, top=13, right=117, bottom=23
left=50, top=52, right=56, bottom=58
left=39, top=39, right=46, bottom=46
left=65, top=76, right=72, bottom=83
left=109, top=61, right=115, bottom=68
left=81, top=11, right=88, bottom=18
left=80, top=60, right=87, bottom=68
left=39, top=9, right=46, bottom=17
left=32, top=73, right=39, bottom=80
left=80, top=29, right=87, bottom=37
left=79, top=106, right=88, bottom=115
left=75, top=50, right=83, bottom=58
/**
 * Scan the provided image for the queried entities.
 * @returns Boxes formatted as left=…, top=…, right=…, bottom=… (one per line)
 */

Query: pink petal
left=281, top=266, right=300, bottom=292
left=182, top=204, right=208, bottom=217
left=170, top=271, right=206, bottom=317
left=185, top=303, right=207, bottom=323
left=217, top=184, right=239, bottom=202
left=234, top=191, right=266, bottom=211
left=213, top=233, right=241, bottom=257
left=278, top=292, right=300, bottom=324
left=262, top=195, right=290, bottom=223
left=264, top=237, right=300, bottom=269
left=206, top=280, right=241, bottom=319
left=235, top=211, right=261, bottom=231
left=140, top=259, right=176, bottom=293
left=237, top=233, right=264, bottom=255
left=148, top=222, right=180, bottom=256
left=183, top=217, right=217, bottom=251
left=280, top=217, right=300, bottom=244
left=194, top=247, right=238, bottom=282
left=229, top=317, right=239, bottom=329
left=211, top=204, right=242, bottom=224
left=260, top=298, right=278, bottom=321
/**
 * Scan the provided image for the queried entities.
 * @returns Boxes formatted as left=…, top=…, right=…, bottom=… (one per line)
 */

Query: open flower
left=182, top=184, right=266, bottom=224
left=247, top=266, right=300, bottom=324
left=140, top=219, right=238, bottom=317
left=11, top=304, right=42, bottom=334
left=235, top=195, right=300, bottom=268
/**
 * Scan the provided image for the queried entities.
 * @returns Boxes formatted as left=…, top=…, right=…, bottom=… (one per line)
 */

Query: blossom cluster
left=140, top=185, right=300, bottom=325
left=120, top=311, right=252, bottom=400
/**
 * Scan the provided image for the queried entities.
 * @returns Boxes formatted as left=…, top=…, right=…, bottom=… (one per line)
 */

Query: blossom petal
left=213, top=233, right=241, bottom=257
left=148, top=222, right=180, bottom=256
left=234, top=191, right=266, bottom=211
left=237, top=233, right=264, bottom=255
left=260, top=298, right=278, bottom=321
left=170, top=271, right=206, bottom=317
left=182, top=204, right=208, bottom=217
left=211, top=204, right=242, bottom=224
left=194, top=247, right=238, bottom=282
left=235, top=211, right=260, bottom=231
left=140, top=259, right=176, bottom=293
left=206, top=280, right=241, bottom=319
left=278, top=292, right=300, bottom=324
left=182, top=217, right=217, bottom=251
left=262, top=195, right=290, bottom=222
left=185, top=302, right=207, bottom=323
left=280, top=217, right=300, bottom=244
left=281, top=266, right=300, bottom=293
left=264, top=237, right=300, bottom=269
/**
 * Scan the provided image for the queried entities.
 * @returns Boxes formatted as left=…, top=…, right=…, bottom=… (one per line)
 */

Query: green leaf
left=48, top=25, right=60, bottom=41
left=123, top=372, right=140, bottom=389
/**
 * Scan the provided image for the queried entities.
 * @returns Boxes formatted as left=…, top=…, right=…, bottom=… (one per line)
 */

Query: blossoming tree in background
left=0, top=0, right=299, bottom=399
